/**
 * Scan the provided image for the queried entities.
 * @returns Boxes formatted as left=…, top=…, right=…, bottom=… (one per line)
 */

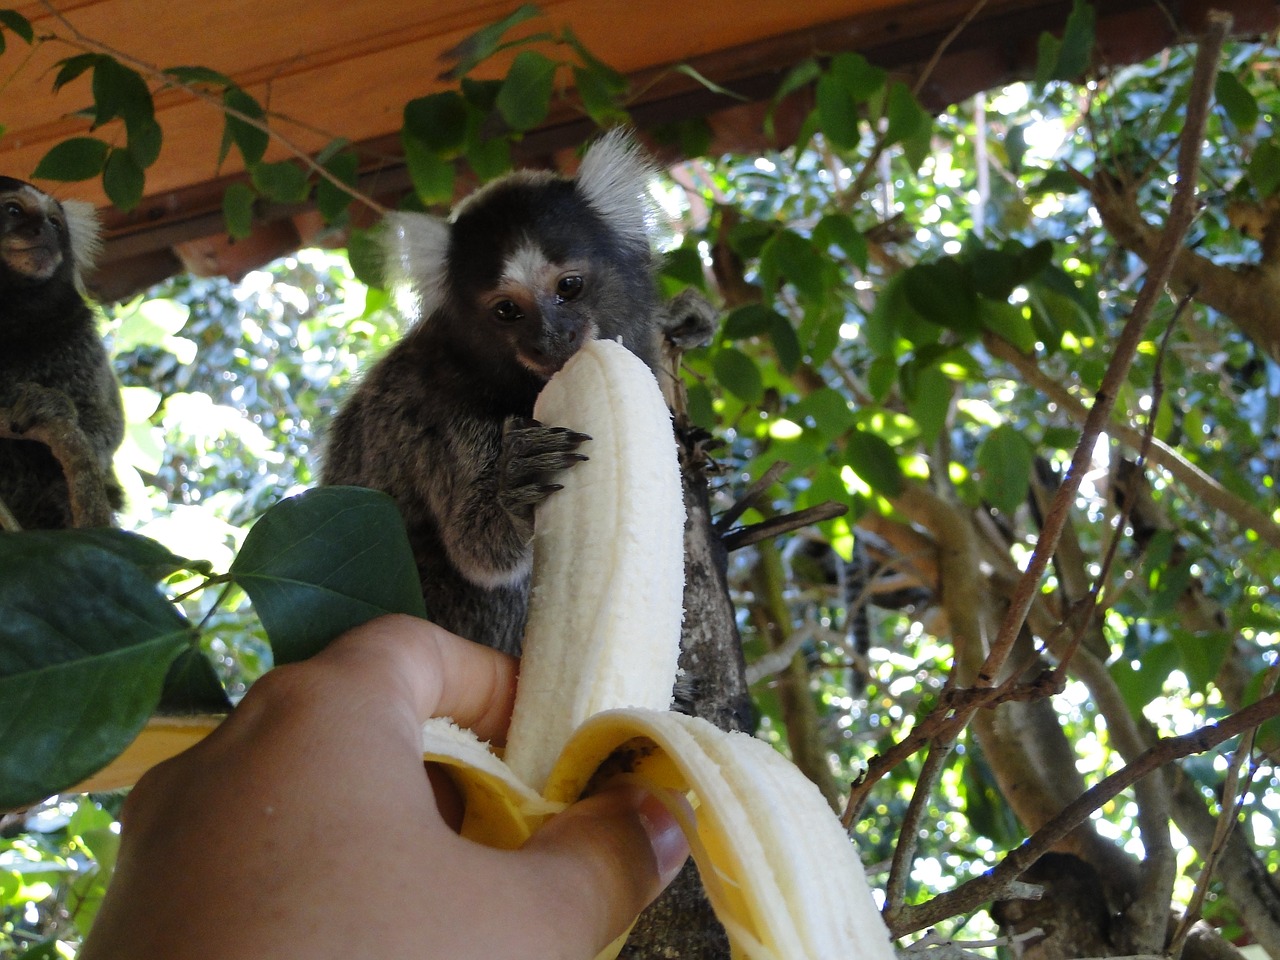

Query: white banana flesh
left=503, top=338, right=685, bottom=791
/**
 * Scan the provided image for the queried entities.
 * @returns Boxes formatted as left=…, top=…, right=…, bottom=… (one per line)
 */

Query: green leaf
left=250, top=160, right=309, bottom=204
left=164, top=65, right=233, bottom=87
left=977, top=424, right=1035, bottom=514
left=0, top=8, right=33, bottom=43
left=829, top=52, right=886, bottom=102
left=884, top=81, right=929, bottom=148
left=711, top=347, right=764, bottom=405
left=981, top=300, right=1038, bottom=354
left=158, top=647, right=232, bottom=714
left=787, top=387, right=855, bottom=440
left=1054, top=0, right=1096, bottom=80
left=102, top=147, right=145, bottom=211
left=769, top=312, right=802, bottom=372
left=844, top=429, right=904, bottom=497
left=761, top=229, right=825, bottom=302
left=32, top=137, right=110, bottom=181
left=442, top=3, right=543, bottom=79
left=465, top=134, right=513, bottom=182
left=903, top=258, right=979, bottom=335
left=659, top=244, right=705, bottom=290
left=223, top=87, right=269, bottom=166
left=0, top=532, right=192, bottom=808
left=126, top=114, right=163, bottom=169
left=317, top=150, right=359, bottom=224
left=1110, top=641, right=1179, bottom=719
left=496, top=50, right=557, bottom=131
left=403, top=91, right=470, bottom=155
left=813, top=213, right=868, bottom=270
left=91, top=57, right=154, bottom=130
left=53, top=53, right=104, bottom=92
left=1215, top=71, right=1258, bottom=131
left=815, top=71, right=861, bottom=150
left=403, top=133, right=456, bottom=205
left=222, top=181, right=255, bottom=240
left=1248, top=140, right=1280, bottom=197
left=721, top=303, right=776, bottom=340
left=230, top=487, right=427, bottom=665
left=573, top=64, right=628, bottom=126
left=347, top=226, right=386, bottom=287
left=1171, top=630, right=1231, bottom=694
left=460, top=77, right=504, bottom=112
left=904, top=363, right=951, bottom=447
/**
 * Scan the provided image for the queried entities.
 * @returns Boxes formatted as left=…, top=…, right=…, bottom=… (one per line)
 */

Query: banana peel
left=71, top=340, right=895, bottom=960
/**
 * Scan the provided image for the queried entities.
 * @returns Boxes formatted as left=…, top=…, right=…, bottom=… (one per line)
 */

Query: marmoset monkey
left=323, top=130, right=714, bottom=654
left=0, top=177, right=124, bottom=530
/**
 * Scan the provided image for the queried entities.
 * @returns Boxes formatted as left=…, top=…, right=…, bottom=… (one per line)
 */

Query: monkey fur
left=0, top=177, right=124, bottom=530
left=323, top=131, right=715, bottom=654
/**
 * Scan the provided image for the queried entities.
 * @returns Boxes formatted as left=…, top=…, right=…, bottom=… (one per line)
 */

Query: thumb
left=515, top=784, right=692, bottom=955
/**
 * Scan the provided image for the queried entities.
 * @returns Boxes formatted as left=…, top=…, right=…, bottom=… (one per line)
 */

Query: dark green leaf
left=347, top=226, right=386, bottom=287
left=1005, top=123, right=1027, bottom=174
left=102, top=148, right=145, bottom=211
left=904, top=364, right=951, bottom=447
left=126, top=114, right=163, bottom=169
left=787, top=387, right=855, bottom=440
left=844, top=429, right=904, bottom=497
left=1110, top=642, right=1179, bottom=720
left=317, top=151, right=359, bottom=224
left=1028, top=169, right=1083, bottom=195
left=496, top=50, right=557, bottom=131
left=761, top=229, right=825, bottom=302
left=0, top=8, right=32, bottom=42
left=0, top=532, right=192, bottom=808
left=403, top=91, right=470, bottom=154
left=659, top=245, right=706, bottom=290
left=158, top=647, right=232, bottom=714
left=1248, top=140, right=1280, bottom=197
left=968, top=248, right=1021, bottom=300
left=773, top=57, right=822, bottom=104
left=403, top=132, right=456, bottom=205
left=884, top=82, right=929, bottom=148
left=1053, top=0, right=1096, bottom=80
left=32, top=137, right=110, bottom=181
left=721, top=303, right=777, bottom=340
left=223, top=87, right=269, bottom=165
left=903, top=259, right=979, bottom=334
left=1215, top=71, right=1258, bottom=131
left=63, top=529, right=212, bottom=581
left=164, top=65, right=233, bottom=87
left=53, top=53, right=103, bottom=92
left=460, top=77, right=504, bottom=112
left=828, top=52, right=885, bottom=102
left=250, top=160, right=309, bottom=204
left=1172, top=630, right=1231, bottom=694
left=769, top=312, right=802, bottom=372
left=813, top=213, right=867, bottom=270
left=980, top=300, right=1038, bottom=354
left=977, top=424, right=1035, bottom=514
left=222, top=181, right=255, bottom=240
left=711, top=347, right=764, bottom=405
left=815, top=71, right=861, bottom=150
left=91, top=57, right=154, bottom=130
left=573, top=64, right=628, bottom=126
left=465, top=134, right=513, bottom=182
left=442, top=3, right=543, bottom=79
left=230, top=487, right=427, bottom=665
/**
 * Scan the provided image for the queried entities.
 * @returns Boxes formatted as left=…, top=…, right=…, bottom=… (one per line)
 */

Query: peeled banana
left=71, top=338, right=894, bottom=960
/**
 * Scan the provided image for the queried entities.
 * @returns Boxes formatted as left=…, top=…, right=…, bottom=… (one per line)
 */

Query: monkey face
left=0, top=177, right=72, bottom=285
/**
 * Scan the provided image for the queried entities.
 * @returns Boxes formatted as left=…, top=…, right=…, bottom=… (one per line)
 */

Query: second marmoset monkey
left=0, top=177, right=124, bottom=530
left=323, top=131, right=714, bottom=654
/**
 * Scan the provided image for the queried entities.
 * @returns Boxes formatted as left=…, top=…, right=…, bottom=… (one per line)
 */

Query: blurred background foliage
left=3, top=6, right=1280, bottom=958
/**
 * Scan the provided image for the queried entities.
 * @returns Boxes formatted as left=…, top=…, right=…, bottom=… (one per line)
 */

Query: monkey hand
left=497, top=417, right=590, bottom=522
left=6, top=382, right=79, bottom=436
left=658, top=288, right=719, bottom=350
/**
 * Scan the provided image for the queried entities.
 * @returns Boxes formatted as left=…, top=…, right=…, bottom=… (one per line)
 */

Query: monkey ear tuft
left=60, top=199, right=102, bottom=283
left=381, top=211, right=450, bottom=319
left=575, top=128, right=658, bottom=252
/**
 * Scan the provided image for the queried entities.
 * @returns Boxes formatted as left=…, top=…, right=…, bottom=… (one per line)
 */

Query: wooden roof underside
left=2, top=0, right=1276, bottom=300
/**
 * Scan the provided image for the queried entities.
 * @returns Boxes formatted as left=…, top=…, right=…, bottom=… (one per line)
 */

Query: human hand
left=80, top=614, right=690, bottom=959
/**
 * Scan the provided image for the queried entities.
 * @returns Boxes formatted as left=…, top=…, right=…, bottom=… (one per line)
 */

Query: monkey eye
left=492, top=299, right=524, bottom=323
left=3, top=201, right=21, bottom=217
left=555, top=274, right=584, bottom=302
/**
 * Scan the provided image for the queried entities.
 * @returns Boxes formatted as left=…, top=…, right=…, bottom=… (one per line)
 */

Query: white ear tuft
left=381, top=211, right=450, bottom=319
left=60, top=198, right=102, bottom=281
left=575, top=128, right=658, bottom=251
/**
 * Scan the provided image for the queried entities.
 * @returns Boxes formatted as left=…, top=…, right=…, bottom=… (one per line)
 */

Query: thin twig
left=882, top=739, right=954, bottom=924
left=721, top=501, right=848, bottom=552
left=888, top=687, right=1280, bottom=937
left=974, top=13, right=1230, bottom=689
left=36, top=0, right=387, bottom=216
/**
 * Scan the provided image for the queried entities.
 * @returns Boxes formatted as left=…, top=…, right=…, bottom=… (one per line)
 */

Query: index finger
left=313, top=614, right=519, bottom=744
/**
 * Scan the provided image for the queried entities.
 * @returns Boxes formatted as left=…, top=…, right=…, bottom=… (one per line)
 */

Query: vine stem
left=35, top=0, right=388, bottom=216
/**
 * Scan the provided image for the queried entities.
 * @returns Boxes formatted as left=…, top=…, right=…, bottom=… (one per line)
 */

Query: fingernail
left=632, top=788, right=691, bottom=886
